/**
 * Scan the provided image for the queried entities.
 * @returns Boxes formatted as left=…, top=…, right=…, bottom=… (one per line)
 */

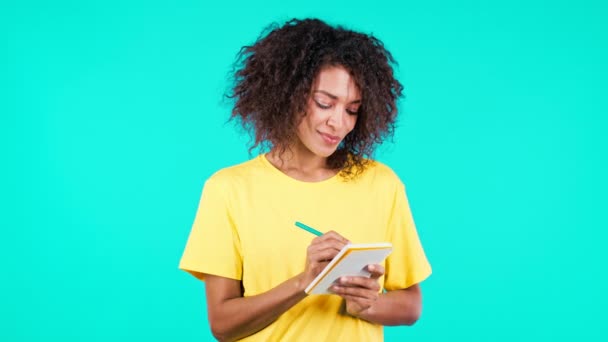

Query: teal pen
left=294, top=221, right=323, bottom=236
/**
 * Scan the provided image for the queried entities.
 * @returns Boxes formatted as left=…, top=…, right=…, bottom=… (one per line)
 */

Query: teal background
left=2, top=0, right=607, bottom=340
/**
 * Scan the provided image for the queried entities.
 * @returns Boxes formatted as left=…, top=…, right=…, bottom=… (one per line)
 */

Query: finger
left=330, top=284, right=379, bottom=300
left=307, top=241, right=344, bottom=254
left=340, top=294, right=373, bottom=307
left=312, top=231, right=345, bottom=243
left=310, top=240, right=346, bottom=252
left=365, top=264, right=385, bottom=279
left=321, top=230, right=350, bottom=244
left=311, top=235, right=349, bottom=250
left=308, top=249, right=340, bottom=262
left=307, top=245, right=343, bottom=261
left=308, top=242, right=345, bottom=256
left=337, top=276, right=381, bottom=292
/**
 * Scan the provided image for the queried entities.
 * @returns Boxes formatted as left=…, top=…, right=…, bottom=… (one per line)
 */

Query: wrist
left=293, top=273, right=310, bottom=295
left=354, top=295, right=381, bottom=322
left=356, top=305, right=375, bottom=321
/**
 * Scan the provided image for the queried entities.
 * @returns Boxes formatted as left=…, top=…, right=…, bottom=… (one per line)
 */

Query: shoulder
left=204, top=155, right=267, bottom=188
left=356, top=159, right=405, bottom=190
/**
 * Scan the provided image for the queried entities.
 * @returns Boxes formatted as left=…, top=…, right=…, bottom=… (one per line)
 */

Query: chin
left=316, top=148, right=338, bottom=158
left=303, top=141, right=339, bottom=158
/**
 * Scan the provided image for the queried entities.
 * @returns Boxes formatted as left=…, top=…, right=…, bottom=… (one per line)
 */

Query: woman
left=180, top=18, right=431, bottom=341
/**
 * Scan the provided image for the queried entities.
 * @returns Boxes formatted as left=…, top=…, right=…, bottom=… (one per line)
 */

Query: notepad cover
left=305, top=242, right=393, bottom=295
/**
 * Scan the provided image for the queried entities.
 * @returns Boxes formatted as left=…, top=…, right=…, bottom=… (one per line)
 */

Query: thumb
left=366, top=264, right=385, bottom=279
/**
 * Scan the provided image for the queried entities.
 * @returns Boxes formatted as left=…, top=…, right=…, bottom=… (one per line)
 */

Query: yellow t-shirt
left=179, top=154, right=432, bottom=341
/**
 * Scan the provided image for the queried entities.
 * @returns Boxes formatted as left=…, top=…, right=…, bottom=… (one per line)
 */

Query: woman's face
left=295, top=65, right=361, bottom=159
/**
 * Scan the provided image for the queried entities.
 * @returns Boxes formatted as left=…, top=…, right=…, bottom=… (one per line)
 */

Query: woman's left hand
left=330, top=264, right=385, bottom=317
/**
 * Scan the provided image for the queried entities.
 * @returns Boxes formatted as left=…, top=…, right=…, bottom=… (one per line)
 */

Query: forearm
left=209, top=274, right=308, bottom=341
left=357, top=287, right=422, bottom=326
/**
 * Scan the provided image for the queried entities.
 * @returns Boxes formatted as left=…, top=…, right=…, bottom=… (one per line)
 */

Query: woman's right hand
left=299, top=231, right=350, bottom=291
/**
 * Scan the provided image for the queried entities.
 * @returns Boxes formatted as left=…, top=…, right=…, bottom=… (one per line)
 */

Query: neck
left=266, top=143, right=337, bottom=182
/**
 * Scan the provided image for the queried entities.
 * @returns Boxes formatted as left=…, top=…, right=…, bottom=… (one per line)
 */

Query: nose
left=326, top=106, right=345, bottom=129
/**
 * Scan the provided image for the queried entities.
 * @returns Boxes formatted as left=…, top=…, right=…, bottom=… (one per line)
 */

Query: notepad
left=305, top=242, right=393, bottom=295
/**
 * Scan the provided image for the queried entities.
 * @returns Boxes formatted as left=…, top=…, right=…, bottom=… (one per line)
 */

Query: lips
left=319, top=131, right=341, bottom=145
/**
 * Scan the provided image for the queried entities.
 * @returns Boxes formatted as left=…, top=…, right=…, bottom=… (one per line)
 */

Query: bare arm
left=331, top=264, right=423, bottom=326
left=204, top=273, right=307, bottom=341
left=204, top=231, right=349, bottom=341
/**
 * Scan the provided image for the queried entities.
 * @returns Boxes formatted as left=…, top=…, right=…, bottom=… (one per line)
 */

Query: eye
left=314, top=100, right=331, bottom=109
left=346, top=105, right=360, bottom=115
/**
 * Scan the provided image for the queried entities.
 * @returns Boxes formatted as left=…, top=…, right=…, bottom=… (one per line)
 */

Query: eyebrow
left=313, top=90, right=361, bottom=104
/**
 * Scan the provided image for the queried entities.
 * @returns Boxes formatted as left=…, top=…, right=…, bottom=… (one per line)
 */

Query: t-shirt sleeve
left=384, top=182, right=432, bottom=291
left=179, top=177, right=243, bottom=281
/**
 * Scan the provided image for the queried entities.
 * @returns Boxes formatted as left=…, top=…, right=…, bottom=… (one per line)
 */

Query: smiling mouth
left=319, top=132, right=340, bottom=145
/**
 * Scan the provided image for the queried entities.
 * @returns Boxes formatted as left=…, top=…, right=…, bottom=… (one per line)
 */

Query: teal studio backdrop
left=2, top=0, right=607, bottom=340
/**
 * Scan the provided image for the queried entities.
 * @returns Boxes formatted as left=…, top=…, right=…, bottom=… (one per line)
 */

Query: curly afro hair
left=227, top=18, right=403, bottom=178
